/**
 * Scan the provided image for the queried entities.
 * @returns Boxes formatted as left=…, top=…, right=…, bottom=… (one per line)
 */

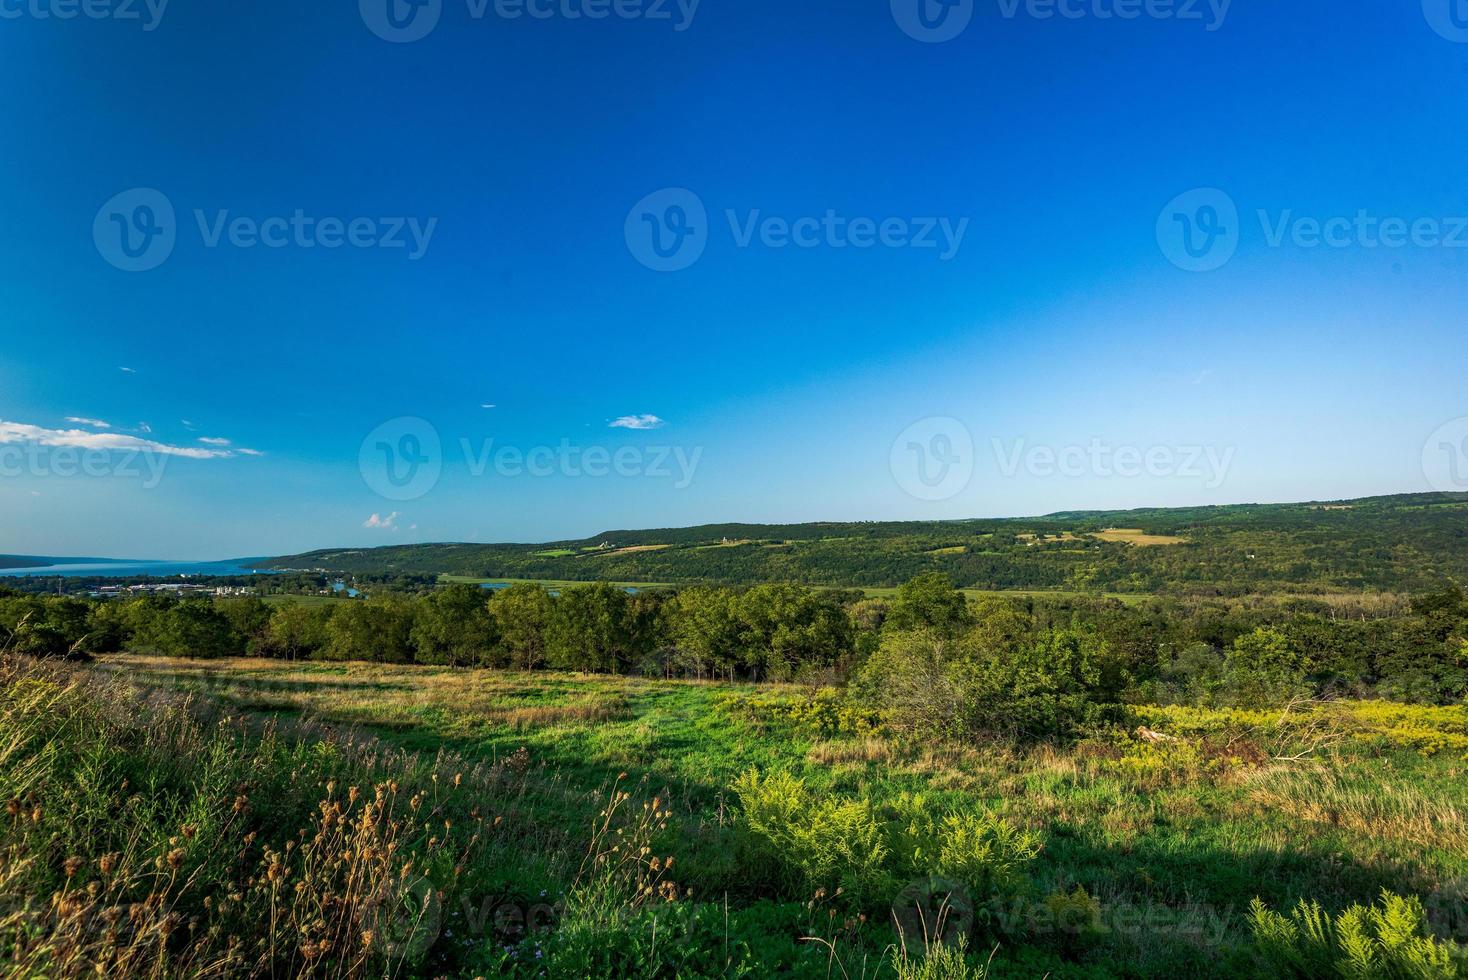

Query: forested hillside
left=262, top=493, right=1468, bottom=595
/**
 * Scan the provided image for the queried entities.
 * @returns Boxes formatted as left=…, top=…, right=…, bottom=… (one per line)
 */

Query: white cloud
left=363, top=511, right=400, bottom=530
left=481, top=403, right=497, bottom=409
left=136, top=422, right=153, bottom=434
left=236, top=448, right=265, bottom=457
left=118, top=367, right=135, bottom=374
left=198, top=437, right=232, bottom=446
left=0, top=420, right=236, bottom=459
left=609, top=414, right=666, bottom=430
left=64, top=417, right=111, bottom=429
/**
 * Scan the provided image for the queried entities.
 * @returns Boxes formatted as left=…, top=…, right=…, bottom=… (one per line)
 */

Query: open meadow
left=5, top=649, right=1465, bottom=978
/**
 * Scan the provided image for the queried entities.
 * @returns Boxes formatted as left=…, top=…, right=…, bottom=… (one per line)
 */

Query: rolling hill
left=258, top=492, right=1468, bottom=596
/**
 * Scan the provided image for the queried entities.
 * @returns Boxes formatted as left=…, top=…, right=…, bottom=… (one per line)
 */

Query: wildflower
left=63, top=857, right=83, bottom=878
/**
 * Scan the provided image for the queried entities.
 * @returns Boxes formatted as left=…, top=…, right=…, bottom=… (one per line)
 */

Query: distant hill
left=260, top=492, right=1468, bottom=596
left=0, top=555, right=133, bottom=570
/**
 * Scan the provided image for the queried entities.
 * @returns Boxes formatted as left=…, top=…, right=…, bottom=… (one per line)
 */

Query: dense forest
left=260, top=492, right=1468, bottom=595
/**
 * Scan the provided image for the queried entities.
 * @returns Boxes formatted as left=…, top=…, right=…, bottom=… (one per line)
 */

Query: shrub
left=1247, top=890, right=1468, bottom=979
left=1224, top=627, right=1308, bottom=708
left=733, top=771, right=1040, bottom=912
left=732, top=770, right=891, bottom=904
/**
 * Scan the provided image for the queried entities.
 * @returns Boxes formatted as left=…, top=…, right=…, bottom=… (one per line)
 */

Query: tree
left=154, top=600, right=241, bottom=659
left=411, top=584, right=500, bottom=666
left=665, top=586, right=744, bottom=680
left=490, top=584, right=554, bottom=670
left=736, top=585, right=852, bottom=681
left=264, top=602, right=334, bottom=660
left=546, top=584, right=633, bottom=674
left=215, top=597, right=273, bottom=655
left=324, top=596, right=416, bottom=663
left=886, top=573, right=970, bottom=637
left=1224, top=627, right=1306, bottom=707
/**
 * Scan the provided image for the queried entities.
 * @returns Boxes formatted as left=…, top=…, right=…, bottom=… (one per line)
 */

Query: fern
left=1249, top=890, right=1468, bottom=979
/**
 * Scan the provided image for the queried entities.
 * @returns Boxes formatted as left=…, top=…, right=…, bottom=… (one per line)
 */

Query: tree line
left=2, top=575, right=1465, bottom=707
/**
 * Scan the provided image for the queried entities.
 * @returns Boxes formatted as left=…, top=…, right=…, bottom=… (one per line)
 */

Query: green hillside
left=262, top=492, right=1468, bottom=595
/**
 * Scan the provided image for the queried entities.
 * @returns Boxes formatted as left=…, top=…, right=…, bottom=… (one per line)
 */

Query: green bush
left=1248, top=890, right=1468, bottom=978
left=733, top=771, right=1040, bottom=912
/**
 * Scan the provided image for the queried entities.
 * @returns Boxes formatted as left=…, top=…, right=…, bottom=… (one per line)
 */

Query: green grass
left=75, top=655, right=1468, bottom=976
left=12, top=652, right=1468, bottom=978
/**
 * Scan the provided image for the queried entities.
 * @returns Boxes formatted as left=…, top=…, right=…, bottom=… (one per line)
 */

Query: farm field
left=8, top=652, right=1463, bottom=978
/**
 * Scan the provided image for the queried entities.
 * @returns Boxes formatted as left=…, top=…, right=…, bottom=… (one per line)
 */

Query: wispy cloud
left=480, top=403, right=496, bottom=409
left=198, top=437, right=231, bottom=446
left=609, top=414, right=666, bottom=430
left=118, top=367, right=136, bottom=374
left=0, top=420, right=235, bottom=459
left=236, top=448, right=265, bottom=457
left=363, top=511, right=400, bottom=530
left=64, top=417, right=111, bottom=429
left=136, top=422, right=153, bottom=434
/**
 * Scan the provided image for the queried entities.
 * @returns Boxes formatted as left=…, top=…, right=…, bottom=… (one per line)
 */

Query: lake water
left=0, top=559, right=276, bottom=578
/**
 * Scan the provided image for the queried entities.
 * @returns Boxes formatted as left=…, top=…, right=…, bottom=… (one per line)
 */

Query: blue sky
left=2, top=0, right=1467, bottom=558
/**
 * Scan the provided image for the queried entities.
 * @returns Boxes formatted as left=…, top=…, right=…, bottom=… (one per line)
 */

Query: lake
left=0, top=559, right=276, bottom=578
